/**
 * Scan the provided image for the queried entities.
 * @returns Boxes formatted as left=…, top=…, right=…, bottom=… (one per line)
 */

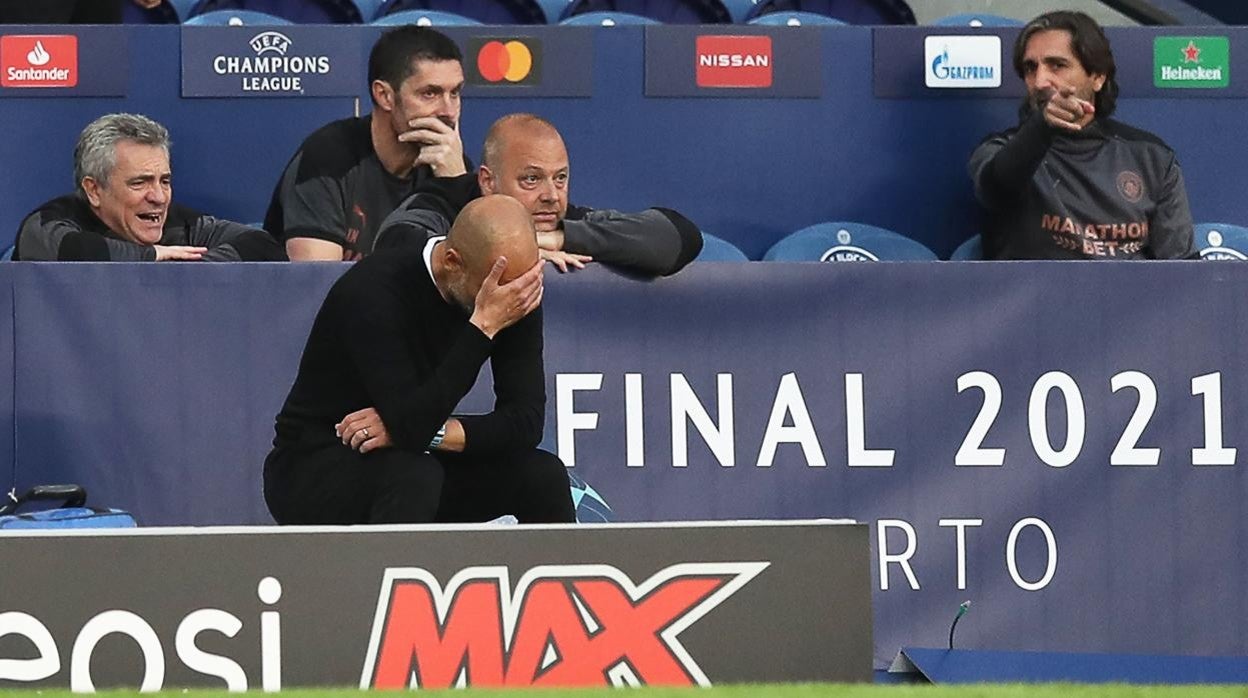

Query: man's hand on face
left=469, top=256, right=544, bottom=339
left=541, top=248, right=592, bottom=273
left=1042, top=85, right=1095, bottom=132
left=154, top=245, right=206, bottom=261
left=400, top=116, right=467, bottom=177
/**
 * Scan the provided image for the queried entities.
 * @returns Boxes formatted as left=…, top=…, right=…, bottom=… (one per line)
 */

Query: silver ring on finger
left=362, top=427, right=370, bottom=438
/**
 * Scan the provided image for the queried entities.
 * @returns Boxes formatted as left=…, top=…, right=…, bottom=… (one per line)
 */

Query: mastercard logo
left=472, top=39, right=541, bottom=84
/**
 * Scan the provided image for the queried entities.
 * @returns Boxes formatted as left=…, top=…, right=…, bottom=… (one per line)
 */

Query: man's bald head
left=482, top=113, right=561, bottom=169
left=478, top=113, right=570, bottom=233
left=446, top=195, right=538, bottom=285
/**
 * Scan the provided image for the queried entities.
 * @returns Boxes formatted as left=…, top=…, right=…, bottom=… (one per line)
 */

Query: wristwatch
left=429, top=423, right=447, bottom=450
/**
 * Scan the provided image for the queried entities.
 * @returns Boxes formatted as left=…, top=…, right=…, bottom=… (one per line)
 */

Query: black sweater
left=272, top=239, right=545, bottom=456
left=15, top=194, right=284, bottom=261
left=968, top=111, right=1196, bottom=260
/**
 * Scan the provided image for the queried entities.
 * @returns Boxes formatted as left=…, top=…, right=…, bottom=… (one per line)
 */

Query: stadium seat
left=535, top=0, right=574, bottom=22
left=764, top=222, right=937, bottom=261
left=167, top=0, right=201, bottom=21
left=371, top=9, right=481, bottom=24
left=696, top=233, right=751, bottom=261
left=375, top=0, right=548, bottom=24
left=1194, top=223, right=1248, bottom=260
left=352, top=0, right=387, bottom=21
left=563, top=0, right=731, bottom=24
left=749, top=10, right=844, bottom=25
left=1, top=245, right=13, bottom=262
left=187, top=0, right=367, bottom=23
left=122, top=1, right=181, bottom=24
left=183, top=9, right=293, bottom=24
left=559, top=11, right=657, bottom=24
left=949, top=234, right=983, bottom=260
left=720, top=0, right=760, bottom=23
left=746, top=0, right=915, bottom=25
left=931, top=12, right=1023, bottom=27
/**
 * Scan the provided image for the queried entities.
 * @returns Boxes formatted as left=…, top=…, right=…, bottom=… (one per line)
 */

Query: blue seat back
left=564, top=0, right=730, bottom=23
left=949, top=234, right=983, bottom=261
left=720, top=0, right=760, bottom=22
left=122, top=1, right=181, bottom=24
left=183, top=9, right=293, bottom=25
left=1, top=245, right=13, bottom=262
left=931, top=12, right=1022, bottom=27
left=1195, top=223, right=1248, bottom=260
left=559, top=10, right=657, bottom=24
left=371, top=9, right=482, bottom=24
left=535, top=0, right=573, bottom=22
left=189, top=0, right=365, bottom=22
left=749, top=10, right=844, bottom=24
left=696, top=233, right=750, bottom=261
left=377, top=0, right=547, bottom=23
left=747, top=0, right=914, bottom=24
left=764, top=222, right=937, bottom=261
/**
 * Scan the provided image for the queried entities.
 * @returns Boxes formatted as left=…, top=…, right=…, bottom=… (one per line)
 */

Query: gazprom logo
left=924, top=35, right=1001, bottom=88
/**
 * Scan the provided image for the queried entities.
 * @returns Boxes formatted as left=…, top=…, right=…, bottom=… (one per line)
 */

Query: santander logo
left=26, top=40, right=50, bottom=66
left=1, top=34, right=78, bottom=88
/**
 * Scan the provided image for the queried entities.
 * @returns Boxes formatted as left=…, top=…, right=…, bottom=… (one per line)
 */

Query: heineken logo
left=1154, top=36, right=1229, bottom=88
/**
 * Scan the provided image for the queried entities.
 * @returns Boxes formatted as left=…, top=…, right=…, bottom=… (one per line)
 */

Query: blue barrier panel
left=0, top=265, right=12, bottom=494
left=11, top=262, right=342, bottom=525
left=9, top=261, right=1248, bottom=667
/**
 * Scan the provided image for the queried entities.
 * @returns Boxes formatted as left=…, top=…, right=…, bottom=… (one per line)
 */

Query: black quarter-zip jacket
left=969, top=110, right=1197, bottom=260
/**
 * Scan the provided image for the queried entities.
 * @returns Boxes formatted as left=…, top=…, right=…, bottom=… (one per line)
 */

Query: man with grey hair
left=13, top=113, right=283, bottom=261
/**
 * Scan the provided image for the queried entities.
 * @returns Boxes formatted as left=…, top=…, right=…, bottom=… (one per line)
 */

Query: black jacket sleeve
left=373, top=173, right=480, bottom=251
left=560, top=205, right=704, bottom=276
left=191, top=216, right=288, bottom=261
left=968, top=110, right=1055, bottom=208
left=457, top=307, right=546, bottom=455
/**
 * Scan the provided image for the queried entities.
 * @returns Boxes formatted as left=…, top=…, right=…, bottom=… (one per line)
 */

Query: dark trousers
left=264, top=444, right=575, bottom=525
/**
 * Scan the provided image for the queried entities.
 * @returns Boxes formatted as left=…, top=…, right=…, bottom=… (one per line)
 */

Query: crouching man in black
left=264, top=194, right=574, bottom=524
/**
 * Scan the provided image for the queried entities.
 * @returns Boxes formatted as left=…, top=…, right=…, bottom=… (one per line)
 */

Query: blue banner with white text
left=3, top=261, right=1246, bottom=668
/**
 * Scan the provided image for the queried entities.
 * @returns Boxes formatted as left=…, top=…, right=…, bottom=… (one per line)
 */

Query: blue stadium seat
left=563, top=0, right=731, bottom=23
left=535, top=0, right=573, bottom=22
left=720, top=0, right=760, bottom=23
left=1195, top=223, right=1248, bottom=260
left=931, top=12, right=1023, bottom=27
left=122, top=1, right=181, bottom=24
left=352, top=0, right=387, bottom=21
left=375, top=0, right=548, bottom=24
left=183, top=9, right=293, bottom=25
left=949, top=234, right=983, bottom=260
left=371, top=9, right=481, bottom=24
left=696, top=233, right=751, bottom=261
left=749, top=10, right=844, bottom=24
left=187, top=0, right=367, bottom=23
left=764, top=222, right=937, bottom=261
left=559, top=11, right=657, bottom=24
left=746, top=0, right=914, bottom=25
left=167, top=0, right=200, bottom=21
left=1, top=245, right=13, bottom=262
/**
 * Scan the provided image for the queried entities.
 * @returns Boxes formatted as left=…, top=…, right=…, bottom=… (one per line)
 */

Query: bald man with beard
left=264, top=195, right=574, bottom=525
left=377, top=113, right=703, bottom=276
